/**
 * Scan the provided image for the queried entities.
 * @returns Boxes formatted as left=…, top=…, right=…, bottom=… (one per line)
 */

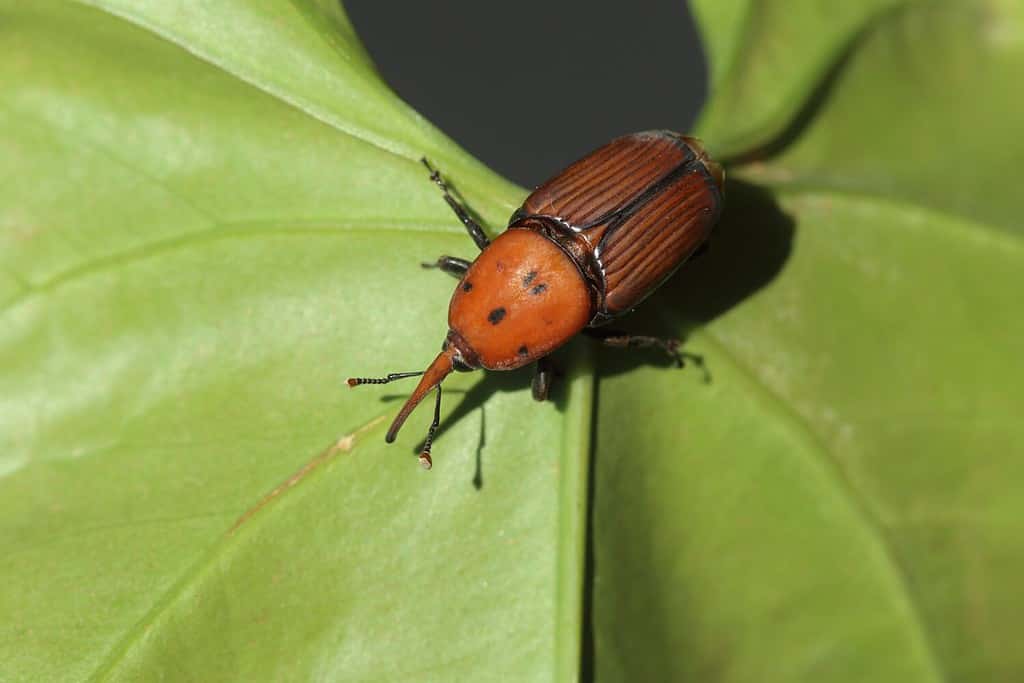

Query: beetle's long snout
left=385, top=346, right=456, bottom=444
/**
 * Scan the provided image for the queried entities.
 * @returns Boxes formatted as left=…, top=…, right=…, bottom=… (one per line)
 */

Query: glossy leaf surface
left=594, top=2, right=1024, bottom=681
left=0, top=3, right=584, bottom=681
left=2, top=1, right=1022, bottom=682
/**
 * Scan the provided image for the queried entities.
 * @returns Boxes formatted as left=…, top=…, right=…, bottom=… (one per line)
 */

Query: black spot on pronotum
left=522, top=270, right=538, bottom=287
left=487, top=307, right=507, bottom=325
left=531, top=284, right=548, bottom=295
left=517, top=345, right=529, bottom=357
left=462, top=281, right=473, bottom=292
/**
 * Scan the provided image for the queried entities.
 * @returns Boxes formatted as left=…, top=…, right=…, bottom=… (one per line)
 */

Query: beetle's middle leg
left=421, top=157, right=491, bottom=251
left=584, top=328, right=709, bottom=380
left=422, top=255, right=470, bottom=279
left=531, top=356, right=555, bottom=402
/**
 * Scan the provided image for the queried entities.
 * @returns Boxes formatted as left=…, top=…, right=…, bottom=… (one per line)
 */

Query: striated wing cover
left=518, top=130, right=693, bottom=229
left=516, top=130, right=721, bottom=318
left=598, top=167, right=719, bottom=315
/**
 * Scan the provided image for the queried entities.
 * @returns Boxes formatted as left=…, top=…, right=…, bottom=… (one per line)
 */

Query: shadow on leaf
left=596, top=178, right=795, bottom=379
left=377, top=179, right=793, bottom=485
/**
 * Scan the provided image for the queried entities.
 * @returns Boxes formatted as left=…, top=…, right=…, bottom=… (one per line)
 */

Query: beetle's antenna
left=418, top=385, right=443, bottom=470
left=385, top=346, right=456, bottom=446
left=347, top=371, right=423, bottom=387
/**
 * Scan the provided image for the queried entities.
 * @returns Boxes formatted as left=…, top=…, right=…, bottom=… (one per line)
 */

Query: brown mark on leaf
left=229, top=415, right=386, bottom=534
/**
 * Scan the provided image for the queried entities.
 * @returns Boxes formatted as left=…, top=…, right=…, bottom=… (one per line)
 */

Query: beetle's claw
left=418, top=452, right=433, bottom=470
left=664, top=339, right=684, bottom=368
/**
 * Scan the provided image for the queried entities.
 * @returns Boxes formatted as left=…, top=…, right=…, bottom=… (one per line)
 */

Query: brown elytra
left=348, top=130, right=724, bottom=468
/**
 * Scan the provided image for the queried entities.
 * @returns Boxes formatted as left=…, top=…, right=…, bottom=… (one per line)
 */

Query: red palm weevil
left=348, top=130, right=724, bottom=468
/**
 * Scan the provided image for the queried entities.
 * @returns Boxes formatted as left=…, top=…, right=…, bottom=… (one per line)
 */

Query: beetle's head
left=441, top=330, right=480, bottom=373
left=682, top=136, right=725, bottom=195
left=346, top=330, right=479, bottom=469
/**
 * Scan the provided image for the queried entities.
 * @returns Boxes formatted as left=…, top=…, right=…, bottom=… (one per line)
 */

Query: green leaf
left=690, top=0, right=906, bottom=158
left=0, top=2, right=586, bottom=680
left=737, top=1, right=1024, bottom=236
left=593, top=2, right=1024, bottom=682
left=4, top=1, right=1022, bottom=681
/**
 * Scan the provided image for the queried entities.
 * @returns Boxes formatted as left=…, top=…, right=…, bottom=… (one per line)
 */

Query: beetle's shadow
left=384, top=369, right=530, bottom=489
left=594, top=179, right=795, bottom=378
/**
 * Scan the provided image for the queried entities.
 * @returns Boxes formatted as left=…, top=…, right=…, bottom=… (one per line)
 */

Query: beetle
left=348, top=130, right=724, bottom=468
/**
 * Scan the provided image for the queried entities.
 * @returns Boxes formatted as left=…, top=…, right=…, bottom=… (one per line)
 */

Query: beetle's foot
left=660, top=338, right=684, bottom=368
left=421, top=157, right=446, bottom=190
left=532, top=356, right=556, bottom=401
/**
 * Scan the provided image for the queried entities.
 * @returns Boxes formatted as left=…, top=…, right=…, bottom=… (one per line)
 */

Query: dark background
left=346, top=0, right=708, bottom=187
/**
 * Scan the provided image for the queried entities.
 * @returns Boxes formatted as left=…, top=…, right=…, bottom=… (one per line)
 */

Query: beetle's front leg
left=584, top=328, right=709, bottom=380
left=421, top=158, right=491, bottom=251
left=532, top=356, right=555, bottom=401
left=422, top=255, right=471, bottom=279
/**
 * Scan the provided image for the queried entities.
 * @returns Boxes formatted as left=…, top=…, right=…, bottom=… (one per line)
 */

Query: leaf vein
left=89, top=415, right=389, bottom=682
left=0, top=220, right=463, bottom=317
left=693, top=327, right=947, bottom=681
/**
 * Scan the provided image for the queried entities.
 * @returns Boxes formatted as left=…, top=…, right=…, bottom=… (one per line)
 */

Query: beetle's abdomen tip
left=680, top=136, right=724, bottom=193
left=707, top=159, right=725, bottom=194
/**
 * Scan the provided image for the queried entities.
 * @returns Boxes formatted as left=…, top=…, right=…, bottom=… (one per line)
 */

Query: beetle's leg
left=421, top=255, right=471, bottom=279
left=531, top=356, right=555, bottom=402
left=417, top=384, right=443, bottom=470
left=421, top=157, right=491, bottom=251
left=348, top=371, right=445, bottom=469
left=584, top=329, right=709, bottom=381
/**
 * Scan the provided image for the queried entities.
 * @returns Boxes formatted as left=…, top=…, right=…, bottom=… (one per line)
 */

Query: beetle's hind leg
left=421, top=158, right=491, bottom=251
left=531, top=356, right=555, bottom=401
left=584, top=329, right=710, bottom=382
left=422, top=255, right=471, bottom=279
